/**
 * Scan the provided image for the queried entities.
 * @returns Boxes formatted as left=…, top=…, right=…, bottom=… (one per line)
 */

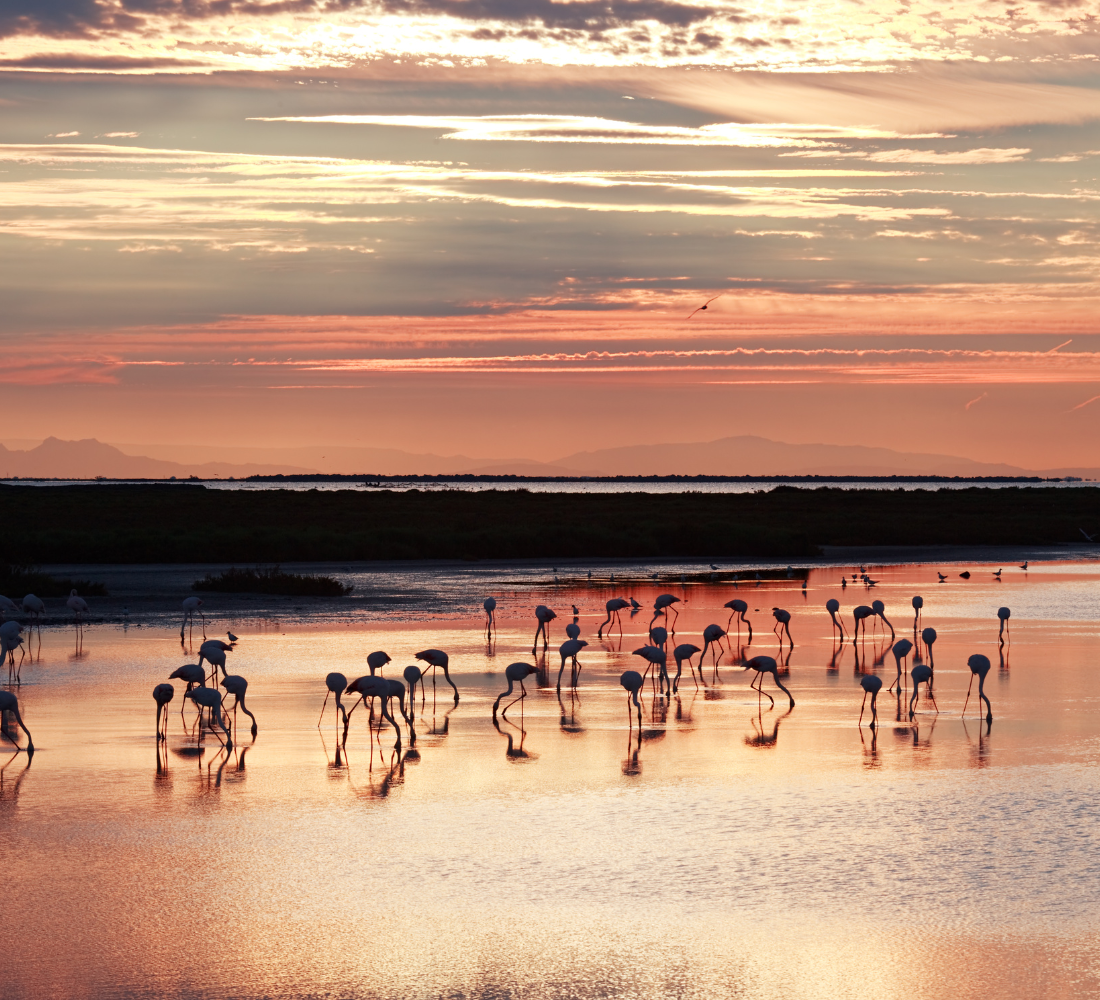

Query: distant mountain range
left=1, top=435, right=1096, bottom=480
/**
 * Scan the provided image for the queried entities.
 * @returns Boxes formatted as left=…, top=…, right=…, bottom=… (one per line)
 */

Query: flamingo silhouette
left=367, top=650, right=391, bottom=675
left=67, top=589, right=89, bottom=623
left=912, top=595, right=923, bottom=628
left=565, top=622, right=581, bottom=640
left=493, top=662, right=538, bottom=719
left=771, top=608, right=793, bottom=646
left=598, top=598, right=630, bottom=638
left=852, top=605, right=873, bottom=640
left=889, top=638, right=913, bottom=693
left=632, top=645, right=668, bottom=692
left=724, top=600, right=752, bottom=642
left=22, top=594, right=44, bottom=625
left=414, top=648, right=460, bottom=703
left=319, top=672, right=349, bottom=727
left=743, top=655, right=794, bottom=708
left=532, top=605, right=557, bottom=652
left=908, top=664, right=938, bottom=719
left=672, top=643, right=701, bottom=692
left=187, top=686, right=232, bottom=749
left=0, top=690, right=33, bottom=754
left=650, top=595, right=681, bottom=630
left=997, top=607, right=1011, bottom=640
left=220, top=674, right=257, bottom=738
left=620, top=670, right=643, bottom=728
left=483, top=597, right=497, bottom=633
left=403, top=665, right=424, bottom=712
left=344, top=675, right=403, bottom=749
left=180, top=596, right=204, bottom=640
left=168, top=664, right=207, bottom=724
left=962, top=654, right=993, bottom=722
left=153, top=683, right=174, bottom=741
left=556, top=638, right=588, bottom=690
left=871, top=600, right=894, bottom=640
left=858, top=674, right=882, bottom=728
left=826, top=599, right=846, bottom=638
left=700, top=624, right=727, bottom=676
left=921, top=627, right=937, bottom=676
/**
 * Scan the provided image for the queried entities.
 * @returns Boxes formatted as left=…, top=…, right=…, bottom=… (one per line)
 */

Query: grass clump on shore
left=192, top=566, right=353, bottom=597
left=0, top=563, right=108, bottom=598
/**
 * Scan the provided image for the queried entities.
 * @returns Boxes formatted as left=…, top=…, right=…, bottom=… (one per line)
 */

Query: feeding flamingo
left=557, top=638, right=588, bottom=689
left=743, top=655, right=794, bottom=709
left=858, top=674, right=882, bottom=728
left=598, top=598, right=630, bottom=638
left=493, top=662, right=539, bottom=719
left=672, top=643, right=701, bottom=692
left=962, top=654, right=993, bottom=722
left=153, top=683, right=174, bottom=741
left=826, top=599, right=846, bottom=638
left=532, top=605, right=557, bottom=652
left=414, top=648, right=460, bottom=704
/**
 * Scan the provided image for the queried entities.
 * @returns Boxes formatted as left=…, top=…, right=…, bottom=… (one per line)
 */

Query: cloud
left=253, top=113, right=945, bottom=147
left=783, top=147, right=1032, bottom=164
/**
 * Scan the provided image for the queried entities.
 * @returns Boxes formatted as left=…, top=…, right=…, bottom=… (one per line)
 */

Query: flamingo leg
left=318, top=691, right=331, bottom=727
left=859, top=691, right=867, bottom=725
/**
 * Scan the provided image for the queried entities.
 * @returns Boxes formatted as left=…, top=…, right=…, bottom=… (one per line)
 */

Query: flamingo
left=0, top=595, right=16, bottom=613
left=743, top=655, right=794, bottom=709
left=871, top=600, right=895, bottom=640
left=493, top=662, right=539, bottom=719
left=565, top=622, right=581, bottom=640
left=22, top=594, right=44, bottom=624
left=859, top=674, right=882, bottom=728
left=649, top=625, right=668, bottom=651
left=650, top=595, right=680, bottom=629
left=483, top=597, right=497, bottom=632
left=771, top=608, right=793, bottom=646
left=724, top=599, right=752, bottom=641
left=344, top=675, right=403, bottom=748
left=889, top=638, right=914, bottom=693
left=620, top=670, right=643, bottom=727
left=367, top=650, right=391, bottom=675
left=700, top=624, right=727, bottom=675
left=852, top=605, right=873, bottom=639
left=153, top=683, right=174, bottom=741
left=997, top=607, right=1011, bottom=640
left=196, top=639, right=230, bottom=687
left=319, top=672, right=349, bottom=726
left=0, top=690, right=33, bottom=754
left=2, top=632, right=24, bottom=684
left=168, top=663, right=206, bottom=723
left=180, top=596, right=205, bottom=639
left=921, top=627, right=937, bottom=674
left=912, top=595, right=923, bottom=628
left=532, top=605, right=557, bottom=652
left=632, top=645, right=668, bottom=691
left=220, top=674, right=257, bottom=738
left=826, top=599, right=846, bottom=638
left=556, top=638, right=588, bottom=690
left=67, top=589, right=89, bottom=622
left=672, top=643, right=701, bottom=692
left=403, top=665, right=424, bottom=711
left=598, top=598, right=630, bottom=638
left=187, top=686, right=232, bottom=749
left=962, top=654, right=993, bottom=722
left=414, top=648, right=460, bottom=703
left=909, top=664, right=938, bottom=719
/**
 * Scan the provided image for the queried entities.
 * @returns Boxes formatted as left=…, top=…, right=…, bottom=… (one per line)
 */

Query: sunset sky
left=1, top=0, right=1099, bottom=469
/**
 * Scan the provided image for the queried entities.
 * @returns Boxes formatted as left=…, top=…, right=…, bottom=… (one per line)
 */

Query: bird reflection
left=962, top=717, right=993, bottom=767
left=744, top=706, right=791, bottom=748
left=858, top=727, right=880, bottom=767
left=621, top=728, right=642, bottom=776
left=493, top=716, right=536, bottom=762
left=999, top=645, right=1009, bottom=672
left=348, top=751, right=404, bottom=798
left=0, top=749, right=31, bottom=801
left=557, top=690, right=584, bottom=735
left=318, top=729, right=347, bottom=772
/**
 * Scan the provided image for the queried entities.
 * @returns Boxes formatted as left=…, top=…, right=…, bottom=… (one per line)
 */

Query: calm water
left=3, top=477, right=1096, bottom=493
left=4, top=561, right=1100, bottom=999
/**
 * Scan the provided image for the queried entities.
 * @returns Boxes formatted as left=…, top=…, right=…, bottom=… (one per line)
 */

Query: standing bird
left=532, top=605, right=557, bottom=653
left=153, top=683, right=175, bottom=741
left=859, top=674, right=883, bottom=728
left=1020, top=561, right=1028, bottom=571
left=852, top=605, right=874, bottom=640
left=997, top=607, right=1011, bottom=640
left=672, top=643, right=701, bottom=692
left=937, top=573, right=947, bottom=583
left=493, top=662, right=539, bottom=719
left=632, top=645, right=668, bottom=692
left=0, top=595, right=16, bottom=613
left=344, top=675, right=403, bottom=749
left=743, top=655, right=795, bottom=709
left=889, top=638, right=914, bottom=693
left=700, top=624, right=727, bottom=674
left=220, top=674, right=257, bottom=738
left=871, top=600, right=895, bottom=640
left=483, top=597, right=497, bottom=633
left=909, top=664, right=938, bottom=719
left=921, top=627, right=937, bottom=674
left=196, top=639, right=231, bottom=687
left=620, top=670, right=644, bottom=728
left=227, top=631, right=239, bottom=642
left=22, top=594, right=44, bottom=624
left=724, top=599, right=752, bottom=642
left=187, top=686, right=232, bottom=749
left=962, top=654, right=993, bottom=722
left=826, top=598, right=846, bottom=638
left=403, top=665, right=424, bottom=712
left=319, top=672, right=349, bottom=727
left=629, top=597, right=641, bottom=611
left=367, top=650, right=391, bottom=675
left=0, top=690, right=33, bottom=754
left=2, top=632, right=24, bottom=684
left=67, top=589, right=89, bottom=622
left=180, top=596, right=205, bottom=640
left=598, top=598, right=630, bottom=638
left=650, top=595, right=681, bottom=630
left=557, top=638, right=588, bottom=690
left=565, top=622, right=581, bottom=640
left=771, top=608, right=793, bottom=647
left=649, top=625, right=668, bottom=651
left=912, top=595, right=923, bottom=628
left=993, top=568, right=1003, bottom=579
left=414, top=649, right=460, bottom=704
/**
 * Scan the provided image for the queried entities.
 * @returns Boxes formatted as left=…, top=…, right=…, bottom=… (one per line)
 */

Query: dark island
left=0, top=483, right=1097, bottom=563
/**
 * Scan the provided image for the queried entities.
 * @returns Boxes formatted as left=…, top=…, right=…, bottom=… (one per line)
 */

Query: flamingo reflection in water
left=493, top=662, right=538, bottom=720
left=745, top=705, right=791, bottom=748
left=744, top=655, right=795, bottom=709
left=493, top=716, right=536, bottom=761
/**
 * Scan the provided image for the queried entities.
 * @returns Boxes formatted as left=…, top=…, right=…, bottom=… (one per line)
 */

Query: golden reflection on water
left=4, top=561, right=1100, bottom=998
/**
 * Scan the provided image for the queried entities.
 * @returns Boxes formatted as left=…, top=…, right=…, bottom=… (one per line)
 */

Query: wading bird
left=557, top=638, right=588, bottom=690
left=620, top=670, right=643, bottom=727
left=959, top=571, right=971, bottom=580
left=859, top=674, right=883, bottom=729
left=0, top=595, right=15, bottom=613
left=153, top=683, right=174, bottom=741
left=743, top=655, right=795, bottom=709
left=220, top=674, right=257, bottom=738
left=921, top=627, right=938, bottom=674
left=889, top=638, right=914, bottom=693
left=187, top=686, right=232, bottom=750
left=483, top=597, right=497, bottom=633
left=852, top=605, right=874, bottom=639
left=651, top=595, right=681, bottom=630
left=912, top=595, right=923, bottom=628
left=414, top=648, right=460, bottom=704
left=826, top=599, right=846, bottom=638
left=632, top=645, right=668, bottom=692
left=771, top=608, right=793, bottom=646
left=367, top=650, right=391, bottom=675
left=168, top=663, right=206, bottom=723
left=598, top=598, right=630, bottom=638
left=344, top=675, right=403, bottom=749
left=724, top=599, right=752, bottom=641
left=403, top=665, right=424, bottom=711
left=493, top=662, right=539, bottom=719
left=227, top=631, right=238, bottom=642
left=997, top=606, right=1011, bottom=640
left=937, top=573, right=947, bottom=583
left=649, top=625, right=668, bottom=651
left=672, top=643, right=701, bottom=692
left=67, top=589, right=88, bottom=622
left=1020, top=561, right=1028, bottom=571
left=993, top=568, right=1003, bottom=579
left=22, top=594, right=44, bottom=624
left=700, top=624, right=727, bottom=673
left=0, top=690, right=33, bottom=754
left=909, top=664, right=937, bottom=719
left=962, top=653, right=993, bottom=722
left=180, top=596, right=204, bottom=639
left=532, top=605, right=557, bottom=652
left=871, top=600, right=895, bottom=640
left=319, top=672, right=349, bottom=727
left=565, top=622, right=581, bottom=640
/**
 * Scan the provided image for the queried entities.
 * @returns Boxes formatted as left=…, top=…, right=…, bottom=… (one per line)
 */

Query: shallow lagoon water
left=4, top=560, right=1100, bottom=999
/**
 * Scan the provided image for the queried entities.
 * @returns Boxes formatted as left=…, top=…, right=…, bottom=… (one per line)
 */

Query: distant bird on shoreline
left=67, top=589, right=88, bottom=622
